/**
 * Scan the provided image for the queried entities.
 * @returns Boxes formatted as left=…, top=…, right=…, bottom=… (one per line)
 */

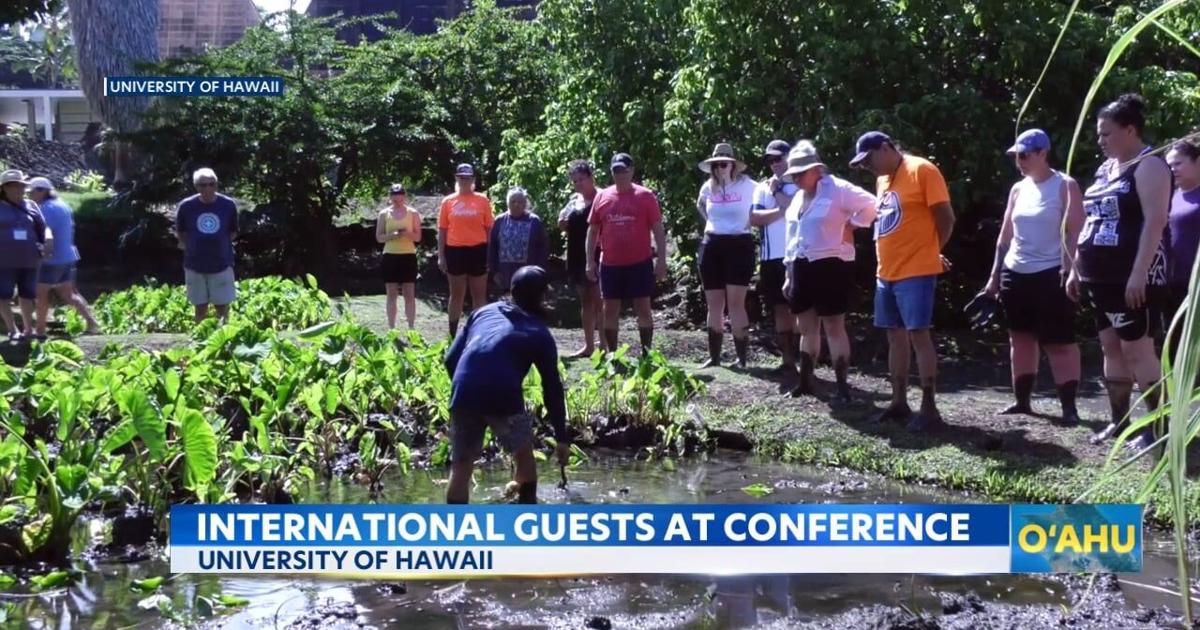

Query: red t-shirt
left=588, top=184, right=663, bottom=266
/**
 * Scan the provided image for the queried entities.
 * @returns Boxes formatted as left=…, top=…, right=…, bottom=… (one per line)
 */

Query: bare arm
left=409, top=211, right=422, bottom=243
left=750, top=207, right=784, bottom=227
left=931, top=201, right=956, bottom=250
left=1061, top=177, right=1084, bottom=272
left=375, top=212, right=392, bottom=243
left=695, top=194, right=707, bottom=226
left=986, top=186, right=1018, bottom=290
left=1130, top=159, right=1171, bottom=281
left=652, top=220, right=668, bottom=266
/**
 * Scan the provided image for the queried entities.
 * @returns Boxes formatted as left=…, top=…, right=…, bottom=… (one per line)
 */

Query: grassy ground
left=42, top=293, right=1200, bottom=526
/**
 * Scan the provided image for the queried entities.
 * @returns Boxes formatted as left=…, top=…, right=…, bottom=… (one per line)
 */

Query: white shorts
left=184, top=267, right=236, bottom=306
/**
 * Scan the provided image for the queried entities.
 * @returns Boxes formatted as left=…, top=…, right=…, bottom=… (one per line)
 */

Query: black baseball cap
left=389, top=183, right=406, bottom=194
left=849, top=131, right=892, bottom=166
left=763, top=140, right=791, bottom=156
left=610, top=153, right=634, bottom=170
left=511, top=265, right=549, bottom=316
left=455, top=163, right=475, bottom=177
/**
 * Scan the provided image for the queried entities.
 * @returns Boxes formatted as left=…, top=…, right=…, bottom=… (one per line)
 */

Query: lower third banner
left=168, top=504, right=1141, bottom=576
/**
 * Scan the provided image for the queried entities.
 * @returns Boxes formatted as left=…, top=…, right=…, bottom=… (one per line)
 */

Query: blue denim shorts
left=874, top=275, right=937, bottom=330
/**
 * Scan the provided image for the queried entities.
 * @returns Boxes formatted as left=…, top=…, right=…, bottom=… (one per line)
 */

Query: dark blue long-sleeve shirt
left=444, top=301, right=567, bottom=440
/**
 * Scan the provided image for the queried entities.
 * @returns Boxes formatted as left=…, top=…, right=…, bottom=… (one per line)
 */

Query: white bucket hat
left=0, top=169, right=30, bottom=186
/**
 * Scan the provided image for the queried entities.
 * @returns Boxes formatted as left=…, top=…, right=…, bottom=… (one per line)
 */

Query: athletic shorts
left=445, top=244, right=488, bottom=277
left=789, top=257, right=855, bottom=316
left=874, top=274, right=936, bottom=330
left=449, top=408, right=534, bottom=463
left=758, top=259, right=787, bottom=307
left=599, top=258, right=655, bottom=301
left=1081, top=281, right=1161, bottom=342
left=184, top=267, right=237, bottom=306
left=38, top=263, right=76, bottom=286
left=698, top=233, right=755, bottom=290
left=999, top=267, right=1075, bottom=344
left=381, top=253, right=418, bottom=284
left=0, top=267, right=37, bottom=300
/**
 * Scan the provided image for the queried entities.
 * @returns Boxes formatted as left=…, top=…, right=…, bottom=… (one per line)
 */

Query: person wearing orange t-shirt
left=438, top=163, right=495, bottom=337
left=850, top=132, right=955, bottom=433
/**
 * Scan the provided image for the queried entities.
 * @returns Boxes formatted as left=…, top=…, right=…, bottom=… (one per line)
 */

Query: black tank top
left=1077, top=147, right=1169, bottom=286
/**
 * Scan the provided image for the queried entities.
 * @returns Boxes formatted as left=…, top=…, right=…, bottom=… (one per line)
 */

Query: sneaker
left=1125, top=431, right=1155, bottom=452
left=1090, top=422, right=1121, bottom=445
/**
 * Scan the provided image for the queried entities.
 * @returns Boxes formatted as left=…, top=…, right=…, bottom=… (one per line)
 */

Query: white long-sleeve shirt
left=783, top=175, right=877, bottom=263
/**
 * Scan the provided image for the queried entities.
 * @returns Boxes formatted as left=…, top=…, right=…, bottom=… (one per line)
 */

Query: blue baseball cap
left=1006, top=129, right=1051, bottom=155
left=455, top=163, right=475, bottom=177
left=849, top=131, right=892, bottom=166
left=610, top=153, right=634, bottom=170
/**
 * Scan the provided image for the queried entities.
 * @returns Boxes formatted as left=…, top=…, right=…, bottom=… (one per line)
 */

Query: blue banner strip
left=170, top=504, right=1010, bottom=547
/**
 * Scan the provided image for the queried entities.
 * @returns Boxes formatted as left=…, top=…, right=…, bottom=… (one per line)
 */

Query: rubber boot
left=701, top=329, right=722, bottom=368
left=1001, top=374, right=1035, bottom=415
left=733, top=335, right=749, bottom=369
left=1127, top=384, right=1160, bottom=452
left=638, top=326, right=653, bottom=354
left=777, top=331, right=796, bottom=373
left=603, top=328, right=619, bottom=353
left=1092, top=379, right=1133, bottom=444
left=1056, top=380, right=1080, bottom=426
left=517, top=481, right=538, bottom=504
left=790, top=352, right=815, bottom=397
left=832, top=356, right=852, bottom=405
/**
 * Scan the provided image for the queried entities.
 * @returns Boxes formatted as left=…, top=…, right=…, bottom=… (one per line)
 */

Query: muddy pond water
left=7, top=451, right=1193, bottom=629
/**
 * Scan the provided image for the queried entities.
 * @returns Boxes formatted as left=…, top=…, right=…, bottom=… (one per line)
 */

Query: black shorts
left=1082, top=281, right=1162, bottom=342
left=569, top=248, right=602, bottom=287
left=599, top=258, right=655, bottom=301
left=445, top=244, right=487, bottom=277
left=789, top=258, right=854, bottom=316
left=698, top=233, right=755, bottom=290
left=999, top=267, right=1074, bottom=344
left=758, top=259, right=787, bottom=306
left=381, top=253, right=418, bottom=284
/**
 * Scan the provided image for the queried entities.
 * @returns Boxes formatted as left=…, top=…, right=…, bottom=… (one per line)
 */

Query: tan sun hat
left=0, top=169, right=30, bottom=186
left=783, top=141, right=827, bottom=176
left=698, top=143, right=747, bottom=175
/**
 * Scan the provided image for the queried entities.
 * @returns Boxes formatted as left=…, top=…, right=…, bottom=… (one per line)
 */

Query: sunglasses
left=712, top=162, right=732, bottom=169
left=766, top=155, right=784, bottom=164
left=390, top=190, right=406, bottom=195
left=611, top=166, right=630, bottom=173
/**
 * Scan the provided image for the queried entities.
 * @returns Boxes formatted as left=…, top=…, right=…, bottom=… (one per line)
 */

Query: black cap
left=763, top=140, right=791, bottom=156
left=511, top=266, right=549, bottom=315
left=389, top=183, right=406, bottom=195
left=610, top=153, right=634, bottom=170
left=455, top=163, right=475, bottom=177
left=849, top=131, right=892, bottom=166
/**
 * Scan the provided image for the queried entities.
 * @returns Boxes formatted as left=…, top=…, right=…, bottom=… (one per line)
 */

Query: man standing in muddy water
left=443, top=266, right=571, bottom=504
left=851, top=132, right=955, bottom=433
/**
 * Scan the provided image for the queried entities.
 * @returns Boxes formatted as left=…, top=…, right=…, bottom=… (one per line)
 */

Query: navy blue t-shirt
left=176, top=193, right=238, bottom=273
left=444, top=301, right=567, bottom=440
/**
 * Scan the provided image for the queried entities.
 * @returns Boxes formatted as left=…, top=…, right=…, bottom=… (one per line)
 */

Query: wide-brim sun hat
left=27, top=176, right=53, bottom=190
left=699, top=143, right=747, bottom=174
left=0, top=169, right=30, bottom=186
left=783, top=141, right=826, bottom=176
